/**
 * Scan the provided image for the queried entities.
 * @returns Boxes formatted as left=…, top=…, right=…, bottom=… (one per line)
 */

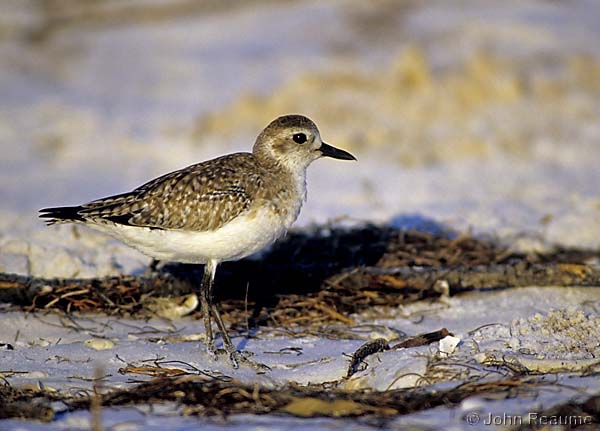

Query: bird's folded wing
left=78, top=159, right=262, bottom=232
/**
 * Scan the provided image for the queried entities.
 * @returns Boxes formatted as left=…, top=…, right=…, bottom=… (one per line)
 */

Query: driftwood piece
left=346, top=338, right=390, bottom=378
left=345, top=328, right=451, bottom=378
left=391, top=328, right=452, bottom=349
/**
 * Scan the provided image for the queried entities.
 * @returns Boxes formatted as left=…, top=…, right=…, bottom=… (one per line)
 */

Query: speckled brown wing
left=76, top=153, right=264, bottom=231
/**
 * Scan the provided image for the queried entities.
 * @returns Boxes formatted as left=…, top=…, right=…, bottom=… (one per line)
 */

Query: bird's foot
left=211, top=348, right=270, bottom=371
left=205, top=341, right=218, bottom=360
left=229, top=350, right=271, bottom=373
left=230, top=350, right=271, bottom=372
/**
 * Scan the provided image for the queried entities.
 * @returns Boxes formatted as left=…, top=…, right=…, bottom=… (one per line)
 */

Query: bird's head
left=253, top=114, right=356, bottom=172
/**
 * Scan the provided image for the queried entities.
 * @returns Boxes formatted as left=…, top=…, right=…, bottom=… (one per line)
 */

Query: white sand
left=1, top=0, right=600, bottom=429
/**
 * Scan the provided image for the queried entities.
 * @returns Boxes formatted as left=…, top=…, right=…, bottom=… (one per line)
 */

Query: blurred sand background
left=1, top=0, right=600, bottom=276
left=1, top=3, right=600, bottom=430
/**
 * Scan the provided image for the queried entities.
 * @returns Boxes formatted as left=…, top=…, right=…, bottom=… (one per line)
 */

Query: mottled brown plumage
left=75, top=154, right=266, bottom=231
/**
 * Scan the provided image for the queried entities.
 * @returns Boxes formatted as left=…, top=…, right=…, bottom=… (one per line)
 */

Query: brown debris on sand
left=0, top=374, right=576, bottom=422
left=1, top=226, right=600, bottom=424
left=0, top=385, right=55, bottom=422
left=1, top=226, right=599, bottom=331
left=345, top=328, right=452, bottom=378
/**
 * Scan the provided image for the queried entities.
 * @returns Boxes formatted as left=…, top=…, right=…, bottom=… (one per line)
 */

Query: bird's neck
left=254, top=148, right=308, bottom=178
left=254, top=152, right=308, bottom=211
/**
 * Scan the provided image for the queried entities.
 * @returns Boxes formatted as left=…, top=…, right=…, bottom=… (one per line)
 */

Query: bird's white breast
left=88, top=205, right=298, bottom=264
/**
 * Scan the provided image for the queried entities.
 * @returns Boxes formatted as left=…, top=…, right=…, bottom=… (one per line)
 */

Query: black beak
left=318, top=142, right=356, bottom=161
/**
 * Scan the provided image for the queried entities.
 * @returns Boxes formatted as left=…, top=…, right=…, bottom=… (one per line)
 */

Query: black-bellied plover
left=39, top=114, right=356, bottom=369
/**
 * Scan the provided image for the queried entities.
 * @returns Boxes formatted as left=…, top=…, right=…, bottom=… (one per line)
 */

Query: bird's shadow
left=159, top=214, right=452, bottom=325
left=389, top=213, right=454, bottom=236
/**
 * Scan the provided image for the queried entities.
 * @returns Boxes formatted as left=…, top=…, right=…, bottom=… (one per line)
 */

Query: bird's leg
left=201, top=260, right=238, bottom=367
left=149, top=258, right=161, bottom=272
left=204, top=259, right=270, bottom=372
left=210, top=302, right=239, bottom=369
left=143, top=258, right=162, bottom=276
left=199, top=261, right=216, bottom=357
left=211, top=302, right=270, bottom=371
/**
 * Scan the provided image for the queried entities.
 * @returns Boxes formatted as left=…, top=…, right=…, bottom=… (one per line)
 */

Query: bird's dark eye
left=292, top=133, right=307, bottom=144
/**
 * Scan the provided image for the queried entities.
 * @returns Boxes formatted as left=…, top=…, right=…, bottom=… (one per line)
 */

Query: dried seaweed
left=0, top=384, right=56, bottom=421
left=60, top=375, right=549, bottom=419
left=0, top=373, right=582, bottom=423
left=1, top=227, right=599, bottom=331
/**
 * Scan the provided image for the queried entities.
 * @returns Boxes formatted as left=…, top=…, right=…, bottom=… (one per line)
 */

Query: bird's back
left=40, top=153, right=268, bottom=232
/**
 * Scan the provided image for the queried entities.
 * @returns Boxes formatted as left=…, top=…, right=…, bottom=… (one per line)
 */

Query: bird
left=39, top=114, right=356, bottom=369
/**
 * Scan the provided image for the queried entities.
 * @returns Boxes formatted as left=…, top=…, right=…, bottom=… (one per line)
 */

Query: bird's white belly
left=89, top=207, right=294, bottom=264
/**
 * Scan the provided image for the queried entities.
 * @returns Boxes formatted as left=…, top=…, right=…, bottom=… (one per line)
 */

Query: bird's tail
left=39, top=206, right=85, bottom=225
